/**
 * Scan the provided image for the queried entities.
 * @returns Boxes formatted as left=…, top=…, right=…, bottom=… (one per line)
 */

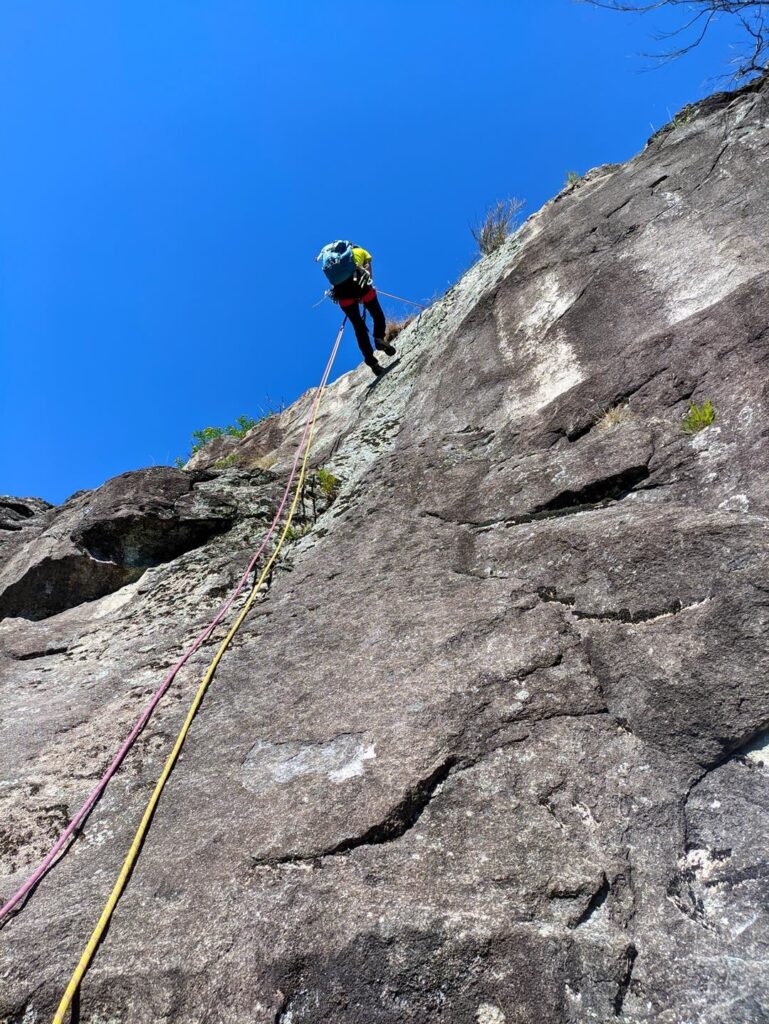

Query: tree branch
left=578, top=0, right=769, bottom=79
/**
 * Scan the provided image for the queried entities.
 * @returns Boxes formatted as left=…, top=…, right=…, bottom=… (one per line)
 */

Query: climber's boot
left=366, top=357, right=385, bottom=377
left=375, top=337, right=396, bottom=357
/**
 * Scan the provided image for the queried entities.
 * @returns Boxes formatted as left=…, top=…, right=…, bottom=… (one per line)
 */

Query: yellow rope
left=52, top=325, right=344, bottom=1023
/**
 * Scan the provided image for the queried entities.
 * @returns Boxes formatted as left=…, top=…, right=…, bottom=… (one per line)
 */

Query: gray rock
left=0, top=496, right=52, bottom=532
left=1, top=77, right=769, bottom=1023
left=0, top=467, right=238, bottom=621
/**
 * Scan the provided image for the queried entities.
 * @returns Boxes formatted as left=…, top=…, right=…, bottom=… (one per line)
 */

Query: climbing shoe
left=375, top=338, right=396, bottom=356
left=366, top=358, right=385, bottom=377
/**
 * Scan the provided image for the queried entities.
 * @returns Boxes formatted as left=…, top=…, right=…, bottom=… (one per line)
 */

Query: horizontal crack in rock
left=538, top=588, right=711, bottom=624
left=530, top=465, right=650, bottom=517
left=471, top=465, right=653, bottom=532
left=13, top=646, right=70, bottom=661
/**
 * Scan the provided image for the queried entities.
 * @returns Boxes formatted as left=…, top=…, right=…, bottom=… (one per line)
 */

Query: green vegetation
left=671, top=105, right=695, bottom=130
left=683, top=399, right=716, bottom=433
left=472, top=198, right=525, bottom=256
left=191, top=415, right=258, bottom=454
left=565, top=170, right=582, bottom=188
left=316, top=467, right=341, bottom=500
left=213, top=454, right=239, bottom=470
left=284, top=521, right=312, bottom=543
left=175, top=414, right=259, bottom=467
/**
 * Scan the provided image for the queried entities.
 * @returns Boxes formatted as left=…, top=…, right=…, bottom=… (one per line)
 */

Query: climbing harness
left=0, top=323, right=348, bottom=930
left=312, top=288, right=427, bottom=311
left=49, top=319, right=346, bottom=1023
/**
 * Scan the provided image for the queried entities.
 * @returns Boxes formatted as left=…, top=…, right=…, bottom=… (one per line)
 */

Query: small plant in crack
left=650, top=105, right=696, bottom=143
left=284, top=522, right=312, bottom=544
left=564, top=170, right=583, bottom=188
left=596, top=403, right=634, bottom=432
left=671, top=106, right=695, bottom=130
left=683, top=399, right=716, bottom=434
left=315, top=467, right=341, bottom=500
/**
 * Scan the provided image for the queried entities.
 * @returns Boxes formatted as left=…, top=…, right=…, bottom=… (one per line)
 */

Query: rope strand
left=0, top=326, right=347, bottom=929
left=51, top=320, right=346, bottom=1023
left=375, top=289, right=428, bottom=310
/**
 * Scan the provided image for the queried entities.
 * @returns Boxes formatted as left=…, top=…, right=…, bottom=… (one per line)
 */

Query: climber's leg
left=362, top=293, right=394, bottom=356
left=341, top=301, right=374, bottom=362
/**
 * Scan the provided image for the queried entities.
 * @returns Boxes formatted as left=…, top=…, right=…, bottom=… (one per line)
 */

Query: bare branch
left=579, top=0, right=769, bottom=79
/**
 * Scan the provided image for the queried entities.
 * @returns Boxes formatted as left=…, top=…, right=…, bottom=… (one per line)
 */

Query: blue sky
left=0, top=1, right=744, bottom=503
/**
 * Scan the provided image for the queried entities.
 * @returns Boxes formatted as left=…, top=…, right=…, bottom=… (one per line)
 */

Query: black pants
left=344, top=294, right=387, bottom=364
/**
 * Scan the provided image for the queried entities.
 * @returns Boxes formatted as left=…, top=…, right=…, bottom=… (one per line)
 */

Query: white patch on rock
left=574, top=802, right=598, bottom=828
left=242, top=734, right=375, bottom=793
left=507, top=334, right=584, bottom=422
left=85, top=820, right=115, bottom=848
left=517, top=271, right=575, bottom=338
left=718, top=493, right=749, bottom=512
left=691, top=425, right=721, bottom=451
left=565, top=983, right=582, bottom=1006
left=742, top=729, right=769, bottom=767
left=329, top=743, right=376, bottom=782
left=476, top=1004, right=506, bottom=1024
left=681, top=847, right=725, bottom=883
left=737, top=406, right=754, bottom=431
left=631, top=217, right=761, bottom=326
left=492, top=270, right=585, bottom=424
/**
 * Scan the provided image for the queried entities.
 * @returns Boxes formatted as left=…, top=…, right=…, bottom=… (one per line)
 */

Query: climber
left=316, top=241, right=396, bottom=377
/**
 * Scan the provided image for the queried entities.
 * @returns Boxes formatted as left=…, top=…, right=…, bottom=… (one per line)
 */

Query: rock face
left=2, top=78, right=769, bottom=1024
left=0, top=468, right=238, bottom=621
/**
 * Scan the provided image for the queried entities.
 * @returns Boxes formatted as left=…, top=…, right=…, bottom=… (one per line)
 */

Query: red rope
left=0, top=319, right=347, bottom=925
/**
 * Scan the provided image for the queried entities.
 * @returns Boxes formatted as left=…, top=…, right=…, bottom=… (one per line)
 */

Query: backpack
left=317, top=240, right=357, bottom=285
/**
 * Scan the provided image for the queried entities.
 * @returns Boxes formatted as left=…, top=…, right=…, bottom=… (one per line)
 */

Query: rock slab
left=1, top=77, right=769, bottom=1023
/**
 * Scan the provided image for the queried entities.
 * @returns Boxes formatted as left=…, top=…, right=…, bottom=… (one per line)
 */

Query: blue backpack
left=317, top=240, right=357, bottom=285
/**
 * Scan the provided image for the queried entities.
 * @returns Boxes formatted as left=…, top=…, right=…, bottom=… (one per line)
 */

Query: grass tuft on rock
left=597, top=404, right=634, bottom=431
left=385, top=316, right=415, bottom=343
left=212, top=454, right=239, bottom=470
left=472, top=198, right=525, bottom=255
left=683, top=399, right=716, bottom=433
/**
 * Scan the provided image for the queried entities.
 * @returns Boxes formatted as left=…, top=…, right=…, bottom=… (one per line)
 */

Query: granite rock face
left=2, top=78, right=769, bottom=1023
left=0, top=467, right=238, bottom=621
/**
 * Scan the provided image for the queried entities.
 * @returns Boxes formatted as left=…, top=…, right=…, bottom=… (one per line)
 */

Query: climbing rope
left=375, top=289, right=428, bottom=310
left=0, top=321, right=348, bottom=929
left=51, top=319, right=346, bottom=1023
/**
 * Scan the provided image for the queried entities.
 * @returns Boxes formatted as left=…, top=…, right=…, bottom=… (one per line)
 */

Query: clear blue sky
left=0, top=1, right=742, bottom=503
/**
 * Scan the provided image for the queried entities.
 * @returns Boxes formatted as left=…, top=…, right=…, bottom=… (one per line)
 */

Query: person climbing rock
left=316, top=241, right=396, bottom=377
